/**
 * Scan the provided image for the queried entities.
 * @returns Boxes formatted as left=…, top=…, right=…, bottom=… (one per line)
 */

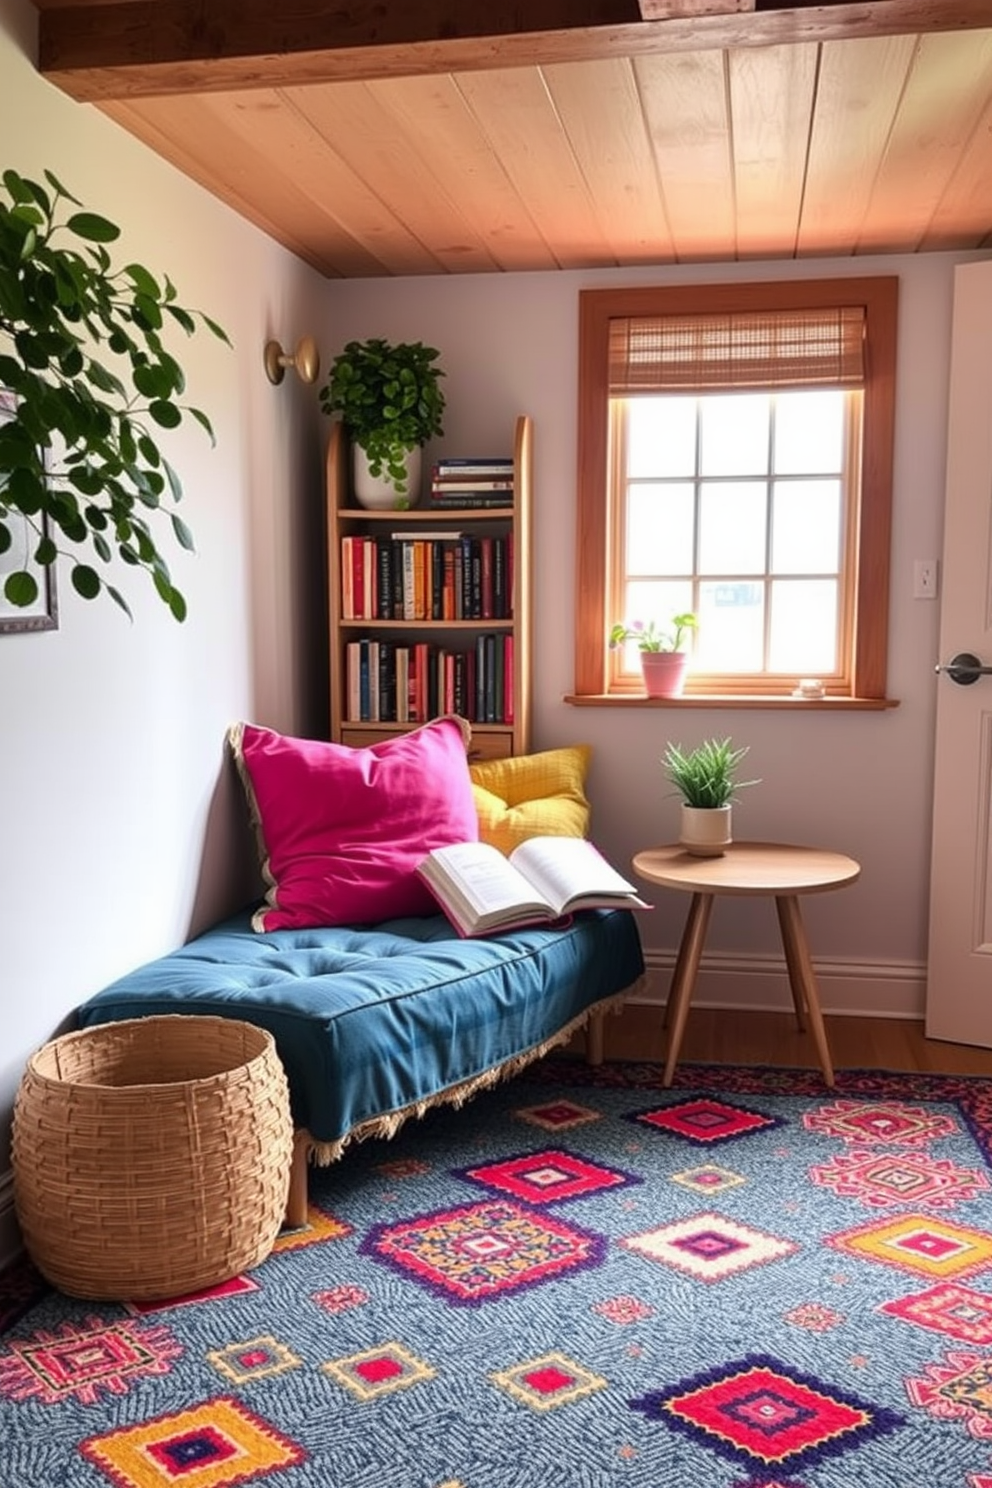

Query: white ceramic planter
left=680, top=804, right=732, bottom=857
left=353, top=444, right=422, bottom=510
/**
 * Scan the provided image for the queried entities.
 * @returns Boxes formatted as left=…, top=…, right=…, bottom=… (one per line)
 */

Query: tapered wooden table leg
left=632, top=843, right=859, bottom=1090
left=663, top=892, right=713, bottom=1087
left=776, top=894, right=835, bottom=1087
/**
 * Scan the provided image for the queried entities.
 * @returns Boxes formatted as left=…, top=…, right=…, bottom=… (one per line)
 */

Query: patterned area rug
left=4, top=1059, right=992, bottom=1488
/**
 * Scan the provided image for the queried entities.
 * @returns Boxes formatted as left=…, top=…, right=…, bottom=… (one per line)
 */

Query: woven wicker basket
left=11, top=1014, right=293, bottom=1301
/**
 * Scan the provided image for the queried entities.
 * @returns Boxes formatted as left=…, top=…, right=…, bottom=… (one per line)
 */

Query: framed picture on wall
left=0, top=391, right=58, bottom=634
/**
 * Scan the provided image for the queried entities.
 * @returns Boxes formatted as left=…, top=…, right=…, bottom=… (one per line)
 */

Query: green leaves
left=0, top=169, right=231, bottom=618
left=662, top=737, right=760, bottom=810
left=320, top=338, right=445, bottom=494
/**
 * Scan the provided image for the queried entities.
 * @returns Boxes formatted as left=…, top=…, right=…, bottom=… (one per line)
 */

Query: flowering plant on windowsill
left=609, top=613, right=698, bottom=653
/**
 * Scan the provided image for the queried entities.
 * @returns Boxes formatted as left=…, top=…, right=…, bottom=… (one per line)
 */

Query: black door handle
left=935, top=652, right=992, bottom=685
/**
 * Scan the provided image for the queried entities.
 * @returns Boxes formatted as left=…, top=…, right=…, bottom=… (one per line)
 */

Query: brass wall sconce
left=264, top=335, right=320, bottom=385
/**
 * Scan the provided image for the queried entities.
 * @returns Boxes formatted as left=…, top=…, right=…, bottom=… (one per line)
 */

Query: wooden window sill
left=564, top=693, right=900, bottom=711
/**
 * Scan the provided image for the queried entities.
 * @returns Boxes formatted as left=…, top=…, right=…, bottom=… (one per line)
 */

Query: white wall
left=0, top=0, right=328, bottom=1257
left=321, top=252, right=983, bottom=1016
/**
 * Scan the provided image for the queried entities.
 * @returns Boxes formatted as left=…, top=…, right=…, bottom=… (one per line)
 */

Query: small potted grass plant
left=662, top=736, right=759, bottom=856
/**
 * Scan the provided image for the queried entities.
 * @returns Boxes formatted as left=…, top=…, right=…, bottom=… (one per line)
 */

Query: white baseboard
left=0, top=1170, right=22, bottom=1272
left=636, top=949, right=926, bottom=1020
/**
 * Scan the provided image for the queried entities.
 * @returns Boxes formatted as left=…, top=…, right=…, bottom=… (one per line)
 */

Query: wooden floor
left=570, top=1003, right=992, bottom=1077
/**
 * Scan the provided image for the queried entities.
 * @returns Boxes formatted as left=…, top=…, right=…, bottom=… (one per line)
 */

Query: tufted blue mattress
left=76, top=908, right=645, bottom=1159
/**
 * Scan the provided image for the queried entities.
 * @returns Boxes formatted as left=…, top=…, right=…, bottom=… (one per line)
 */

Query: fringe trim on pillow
left=302, top=977, right=645, bottom=1167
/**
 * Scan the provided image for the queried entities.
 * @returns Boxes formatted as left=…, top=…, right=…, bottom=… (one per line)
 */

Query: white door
left=926, top=258, right=992, bottom=1044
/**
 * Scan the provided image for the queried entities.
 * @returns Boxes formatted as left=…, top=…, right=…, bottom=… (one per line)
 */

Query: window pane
left=695, top=580, right=764, bottom=672
left=700, top=393, right=770, bottom=476
left=769, top=579, right=838, bottom=671
left=627, top=483, right=694, bottom=575
left=622, top=581, right=695, bottom=658
left=771, top=480, right=841, bottom=574
left=699, top=481, right=767, bottom=575
left=774, top=390, right=844, bottom=474
left=628, top=396, right=696, bottom=477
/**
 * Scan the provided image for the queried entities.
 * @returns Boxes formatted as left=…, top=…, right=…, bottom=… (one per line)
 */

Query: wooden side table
left=632, top=842, right=861, bottom=1088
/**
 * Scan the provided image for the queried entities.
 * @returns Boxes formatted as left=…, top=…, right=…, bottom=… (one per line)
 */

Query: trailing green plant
left=0, top=167, right=230, bottom=620
left=610, top=612, right=698, bottom=653
left=319, top=337, right=445, bottom=495
left=662, top=736, right=759, bottom=809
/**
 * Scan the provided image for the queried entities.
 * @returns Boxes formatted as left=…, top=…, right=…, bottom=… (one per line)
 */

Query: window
left=573, top=278, right=898, bottom=703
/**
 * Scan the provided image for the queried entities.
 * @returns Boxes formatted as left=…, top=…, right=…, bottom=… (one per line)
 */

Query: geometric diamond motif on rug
left=514, top=1099, right=603, bottom=1132
left=670, top=1163, right=746, bottom=1195
left=905, top=1349, right=992, bottom=1441
left=880, top=1284, right=992, bottom=1344
left=625, top=1098, right=782, bottom=1145
left=206, top=1336, right=304, bottom=1385
left=490, top=1351, right=607, bottom=1411
left=826, top=1214, right=992, bottom=1280
left=803, top=1099, right=960, bottom=1146
left=0, top=1316, right=183, bottom=1406
left=809, top=1149, right=989, bottom=1209
left=453, top=1148, right=641, bottom=1205
left=322, top=1341, right=436, bottom=1401
left=359, top=1199, right=607, bottom=1305
left=79, top=1395, right=306, bottom=1487
left=629, top=1353, right=906, bottom=1471
left=620, top=1213, right=798, bottom=1282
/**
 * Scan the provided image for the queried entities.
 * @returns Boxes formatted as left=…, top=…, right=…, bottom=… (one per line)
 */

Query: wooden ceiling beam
left=36, top=0, right=992, bottom=103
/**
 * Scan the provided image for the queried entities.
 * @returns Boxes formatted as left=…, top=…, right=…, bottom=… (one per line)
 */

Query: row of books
left=341, top=534, right=513, bottom=622
left=428, top=455, right=514, bottom=509
left=345, top=635, right=514, bottom=725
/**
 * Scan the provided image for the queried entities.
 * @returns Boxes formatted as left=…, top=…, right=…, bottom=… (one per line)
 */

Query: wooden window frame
left=572, top=277, right=898, bottom=705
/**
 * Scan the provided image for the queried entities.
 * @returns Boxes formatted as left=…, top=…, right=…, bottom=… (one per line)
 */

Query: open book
left=417, top=835, right=651, bottom=938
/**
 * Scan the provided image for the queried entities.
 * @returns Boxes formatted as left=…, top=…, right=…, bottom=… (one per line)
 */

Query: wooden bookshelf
left=326, top=414, right=533, bottom=759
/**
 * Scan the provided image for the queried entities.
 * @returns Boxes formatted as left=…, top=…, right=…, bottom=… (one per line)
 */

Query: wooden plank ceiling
left=31, top=1, right=992, bottom=278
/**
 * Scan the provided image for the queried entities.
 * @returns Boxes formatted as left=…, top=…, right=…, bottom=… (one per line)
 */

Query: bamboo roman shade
left=607, top=305, right=866, bottom=393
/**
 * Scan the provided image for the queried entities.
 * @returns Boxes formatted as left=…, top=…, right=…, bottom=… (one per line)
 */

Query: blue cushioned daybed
left=77, top=905, right=645, bottom=1226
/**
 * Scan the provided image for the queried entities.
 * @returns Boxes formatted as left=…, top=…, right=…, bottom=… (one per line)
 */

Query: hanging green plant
left=0, top=168, right=231, bottom=620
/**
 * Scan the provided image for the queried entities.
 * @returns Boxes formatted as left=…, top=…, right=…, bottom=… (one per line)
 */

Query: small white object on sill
left=792, top=678, right=826, bottom=700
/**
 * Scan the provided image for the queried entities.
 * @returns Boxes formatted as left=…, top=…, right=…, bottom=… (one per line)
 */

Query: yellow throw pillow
left=469, top=745, right=592, bottom=854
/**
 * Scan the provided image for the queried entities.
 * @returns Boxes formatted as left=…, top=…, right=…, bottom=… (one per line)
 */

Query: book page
left=508, top=837, right=640, bottom=915
left=421, top=841, right=552, bottom=919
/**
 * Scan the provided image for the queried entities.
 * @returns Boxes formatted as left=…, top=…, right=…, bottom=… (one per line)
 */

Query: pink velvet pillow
left=229, top=716, right=479, bottom=931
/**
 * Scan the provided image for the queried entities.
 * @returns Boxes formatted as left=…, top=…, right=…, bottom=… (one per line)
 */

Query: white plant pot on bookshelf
left=680, top=804, right=732, bottom=857
left=353, top=444, right=422, bottom=510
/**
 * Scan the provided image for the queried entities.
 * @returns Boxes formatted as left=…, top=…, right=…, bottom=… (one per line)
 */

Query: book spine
left=484, top=633, right=496, bottom=723
left=364, top=538, right=376, bottom=621
left=358, top=638, right=371, bottom=722
left=427, top=494, right=514, bottom=509
left=442, top=544, right=456, bottom=621
left=375, top=537, right=393, bottom=621
left=368, top=639, right=380, bottom=722
left=402, top=541, right=416, bottom=621
left=504, top=634, right=514, bottom=725
left=480, top=535, right=494, bottom=620
left=474, top=634, right=486, bottom=722
left=433, top=458, right=513, bottom=474
left=431, top=478, right=515, bottom=492
left=431, top=539, right=445, bottom=621
left=396, top=646, right=409, bottom=724
left=346, top=640, right=361, bottom=721
left=341, top=537, right=354, bottom=619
